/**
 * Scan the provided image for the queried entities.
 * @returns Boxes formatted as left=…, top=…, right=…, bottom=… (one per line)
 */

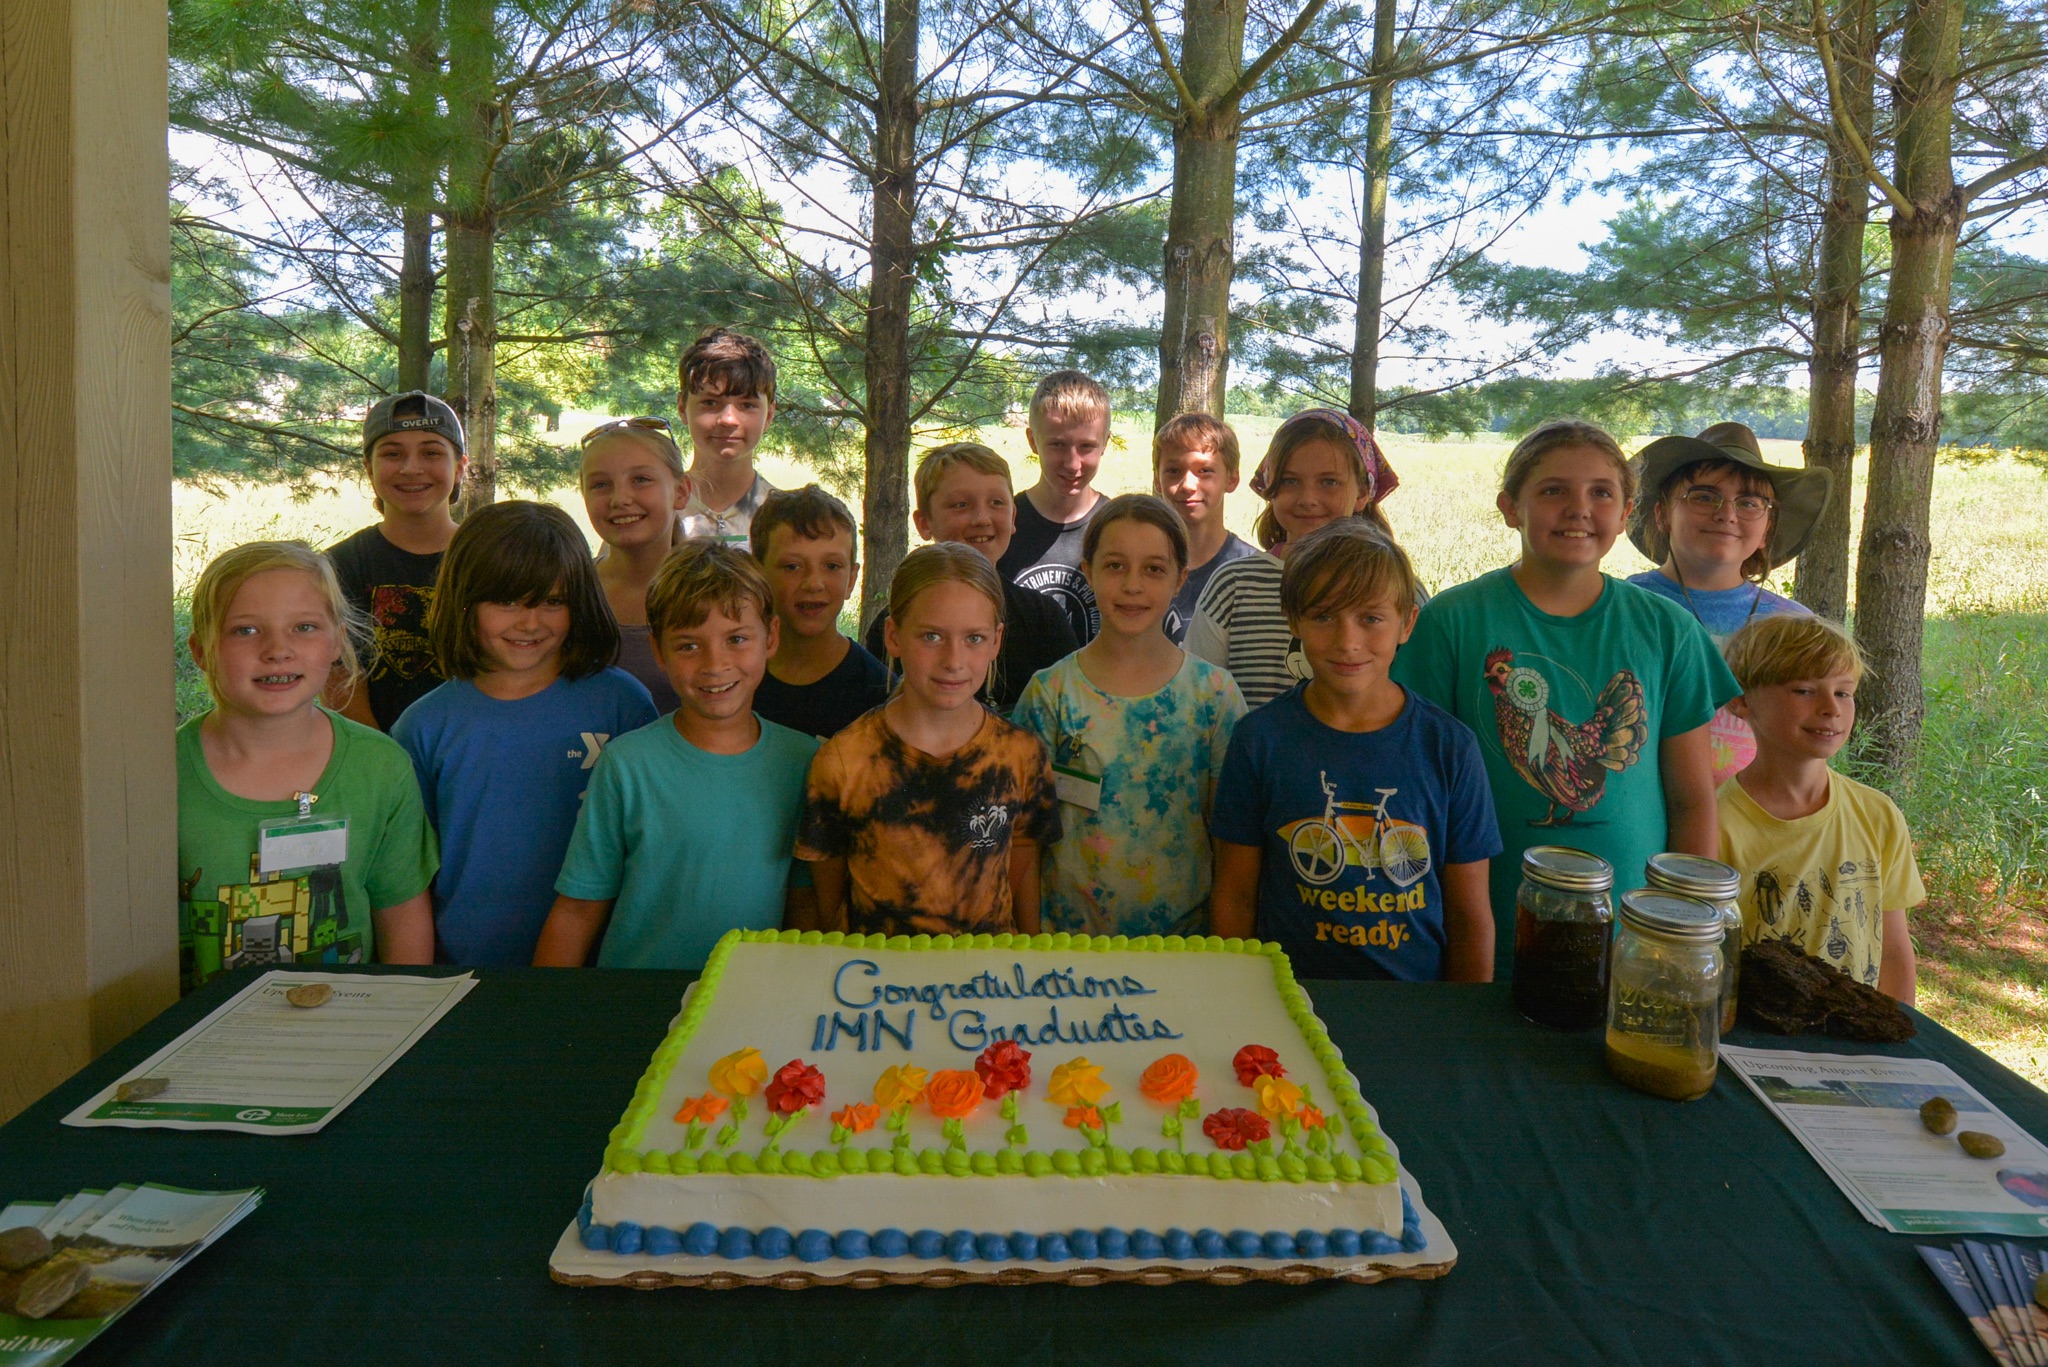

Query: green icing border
left=604, top=928, right=1399, bottom=1187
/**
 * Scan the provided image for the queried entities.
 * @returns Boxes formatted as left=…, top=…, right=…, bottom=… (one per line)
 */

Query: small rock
left=285, top=983, right=332, bottom=1009
left=0, top=1225, right=52, bottom=1271
left=1920, top=1096, right=1959, bottom=1135
left=1959, top=1131, right=2007, bottom=1159
left=14, top=1258, right=91, bottom=1319
left=116, top=1076, right=168, bottom=1102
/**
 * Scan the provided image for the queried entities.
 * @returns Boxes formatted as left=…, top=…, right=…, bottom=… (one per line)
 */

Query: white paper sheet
left=1724, top=1045, right=2048, bottom=1236
left=62, top=971, right=476, bottom=1135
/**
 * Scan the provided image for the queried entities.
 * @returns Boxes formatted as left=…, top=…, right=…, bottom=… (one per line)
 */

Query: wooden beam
left=1, top=0, right=177, bottom=1121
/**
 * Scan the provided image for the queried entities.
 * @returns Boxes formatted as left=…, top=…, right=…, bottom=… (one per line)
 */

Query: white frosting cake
left=569, top=929, right=1425, bottom=1277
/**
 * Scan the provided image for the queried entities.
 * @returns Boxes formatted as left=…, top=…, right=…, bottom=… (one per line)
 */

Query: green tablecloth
left=2, top=968, right=2036, bottom=1364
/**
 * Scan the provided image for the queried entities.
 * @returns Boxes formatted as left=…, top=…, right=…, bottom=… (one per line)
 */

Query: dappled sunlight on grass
left=1918, top=898, right=2048, bottom=1089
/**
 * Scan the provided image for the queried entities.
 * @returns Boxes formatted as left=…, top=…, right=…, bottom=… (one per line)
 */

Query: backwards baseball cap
left=363, top=391, right=465, bottom=457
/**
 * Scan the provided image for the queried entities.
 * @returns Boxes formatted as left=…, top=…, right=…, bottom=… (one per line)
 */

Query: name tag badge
left=1052, top=763, right=1102, bottom=812
left=257, top=817, right=350, bottom=874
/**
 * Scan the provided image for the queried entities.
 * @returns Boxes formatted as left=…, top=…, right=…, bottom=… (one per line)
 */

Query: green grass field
left=173, top=420, right=2048, bottom=1083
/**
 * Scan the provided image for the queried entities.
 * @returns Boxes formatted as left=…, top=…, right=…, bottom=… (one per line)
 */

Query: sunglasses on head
left=580, top=416, right=675, bottom=446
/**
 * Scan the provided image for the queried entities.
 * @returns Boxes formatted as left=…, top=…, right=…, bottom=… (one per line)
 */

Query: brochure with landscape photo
left=0, top=1183, right=260, bottom=1365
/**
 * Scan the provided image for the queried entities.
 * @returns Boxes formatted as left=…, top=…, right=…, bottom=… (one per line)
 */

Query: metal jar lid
left=1644, top=852, right=1741, bottom=901
left=1520, top=846, right=1614, bottom=893
left=1618, top=889, right=1725, bottom=942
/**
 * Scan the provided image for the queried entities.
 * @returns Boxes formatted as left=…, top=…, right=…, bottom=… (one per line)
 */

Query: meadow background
left=173, top=420, right=2048, bottom=1081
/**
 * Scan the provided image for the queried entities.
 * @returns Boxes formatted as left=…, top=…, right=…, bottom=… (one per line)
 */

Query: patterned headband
left=1248, top=408, right=1400, bottom=506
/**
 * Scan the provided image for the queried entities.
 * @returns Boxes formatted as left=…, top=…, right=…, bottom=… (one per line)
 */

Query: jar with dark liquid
left=1644, top=852, right=1744, bottom=1036
left=1510, top=846, right=1615, bottom=1030
left=1605, top=890, right=1724, bottom=1101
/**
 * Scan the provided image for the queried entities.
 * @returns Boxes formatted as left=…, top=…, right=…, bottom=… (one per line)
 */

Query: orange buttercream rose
left=1253, top=1074, right=1305, bottom=1120
left=1296, top=1105, right=1326, bottom=1130
left=1047, top=1057, right=1110, bottom=1107
left=673, top=1092, right=729, bottom=1124
left=708, top=1047, right=768, bottom=1097
left=831, top=1102, right=880, bottom=1134
left=1139, top=1054, right=1199, bottom=1105
left=873, top=1065, right=929, bottom=1108
left=925, top=1069, right=983, bottom=1119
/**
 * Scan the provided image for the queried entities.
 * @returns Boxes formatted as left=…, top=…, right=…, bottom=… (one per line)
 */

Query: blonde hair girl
left=795, top=542, right=1061, bottom=939
left=177, top=541, right=438, bottom=992
left=579, top=417, right=694, bottom=710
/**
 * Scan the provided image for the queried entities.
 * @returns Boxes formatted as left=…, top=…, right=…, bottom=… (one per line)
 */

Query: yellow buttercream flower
left=1254, top=1074, right=1305, bottom=1120
left=873, top=1064, right=930, bottom=1108
left=708, top=1047, right=768, bottom=1098
left=1047, top=1057, right=1110, bottom=1107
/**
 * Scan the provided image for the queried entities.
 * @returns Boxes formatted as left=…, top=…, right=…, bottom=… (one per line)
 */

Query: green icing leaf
left=829, top=1123, right=849, bottom=1145
left=1005, top=1124, right=1030, bottom=1146
left=1161, top=1115, right=1183, bottom=1140
left=1000, top=1092, right=1018, bottom=1122
left=732, top=1097, right=749, bottom=1123
left=1102, top=1101, right=1123, bottom=1125
left=1179, top=1097, right=1202, bottom=1119
left=713, top=1122, right=739, bottom=1150
left=684, top=1123, right=706, bottom=1150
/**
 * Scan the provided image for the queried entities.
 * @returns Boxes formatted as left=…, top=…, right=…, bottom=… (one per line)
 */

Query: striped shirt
left=1185, top=551, right=1307, bottom=708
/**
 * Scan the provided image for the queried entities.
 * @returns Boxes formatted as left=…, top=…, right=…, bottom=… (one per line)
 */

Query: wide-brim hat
left=1626, top=422, right=1832, bottom=570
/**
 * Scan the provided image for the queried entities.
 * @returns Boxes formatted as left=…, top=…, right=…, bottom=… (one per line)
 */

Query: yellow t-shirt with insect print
left=1718, top=772, right=1926, bottom=989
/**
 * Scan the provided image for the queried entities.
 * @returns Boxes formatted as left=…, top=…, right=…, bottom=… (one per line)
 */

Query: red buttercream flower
left=975, top=1039, right=1033, bottom=1099
left=1232, top=1045, right=1286, bottom=1087
left=1203, top=1107, right=1271, bottom=1151
left=764, top=1059, right=826, bottom=1115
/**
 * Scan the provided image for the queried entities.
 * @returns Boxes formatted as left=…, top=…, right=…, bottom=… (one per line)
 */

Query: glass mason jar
left=1510, top=846, right=1615, bottom=1031
left=1606, top=890, right=1725, bottom=1101
left=1644, top=852, right=1744, bottom=1037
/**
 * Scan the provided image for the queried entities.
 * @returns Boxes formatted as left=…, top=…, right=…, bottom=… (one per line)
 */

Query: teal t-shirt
left=555, top=714, right=820, bottom=969
left=1013, top=652, right=1245, bottom=937
left=1390, top=568, right=1739, bottom=972
left=175, top=708, right=439, bottom=993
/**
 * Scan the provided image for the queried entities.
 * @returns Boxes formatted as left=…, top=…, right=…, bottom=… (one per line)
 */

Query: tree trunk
left=396, top=0, right=440, bottom=394
left=1347, top=0, right=1398, bottom=422
left=1155, top=0, right=1247, bottom=427
left=859, top=0, right=919, bottom=630
left=1796, top=0, right=1875, bottom=622
left=1855, top=0, right=1961, bottom=776
left=444, top=0, right=497, bottom=514
left=397, top=205, right=435, bottom=392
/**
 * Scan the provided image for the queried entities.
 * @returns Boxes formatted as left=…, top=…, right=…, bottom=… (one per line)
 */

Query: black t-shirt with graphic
left=998, top=496, right=1098, bottom=642
left=326, top=526, right=446, bottom=730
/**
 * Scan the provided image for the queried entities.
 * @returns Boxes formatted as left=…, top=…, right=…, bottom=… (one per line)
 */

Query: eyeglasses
left=1678, top=488, right=1775, bottom=521
left=580, top=416, right=674, bottom=446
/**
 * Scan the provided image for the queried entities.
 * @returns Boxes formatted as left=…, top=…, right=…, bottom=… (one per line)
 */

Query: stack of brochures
left=1921, top=1241, right=2048, bottom=1365
left=0, top=1183, right=261, bottom=1365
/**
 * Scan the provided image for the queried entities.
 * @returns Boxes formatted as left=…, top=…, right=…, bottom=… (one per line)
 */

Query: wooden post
left=1, top=0, right=178, bottom=1121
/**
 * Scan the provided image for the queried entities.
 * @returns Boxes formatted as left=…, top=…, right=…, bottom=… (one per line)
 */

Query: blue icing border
left=576, top=1187, right=1426, bottom=1263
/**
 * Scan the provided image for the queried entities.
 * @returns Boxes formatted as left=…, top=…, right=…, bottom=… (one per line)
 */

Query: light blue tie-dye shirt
left=1013, top=653, right=1245, bottom=937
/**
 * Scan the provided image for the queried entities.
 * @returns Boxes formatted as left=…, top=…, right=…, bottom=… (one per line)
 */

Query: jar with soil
left=1510, top=846, right=1615, bottom=1030
left=1606, top=889, right=1725, bottom=1101
left=1643, top=852, right=1744, bottom=1037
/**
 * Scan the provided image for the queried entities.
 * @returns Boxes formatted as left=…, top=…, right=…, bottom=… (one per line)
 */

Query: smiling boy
left=326, top=391, right=469, bottom=731
left=863, top=443, right=1078, bottom=713
left=1154, top=412, right=1256, bottom=644
left=535, top=542, right=819, bottom=970
left=1000, top=370, right=1112, bottom=642
left=1718, top=614, right=1922, bottom=1001
left=1210, top=520, right=1499, bottom=981
left=678, top=327, right=780, bottom=545
left=749, top=485, right=891, bottom=738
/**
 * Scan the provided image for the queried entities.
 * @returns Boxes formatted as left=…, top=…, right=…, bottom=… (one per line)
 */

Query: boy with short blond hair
left=1153, top=411, right=1255, bottom=644
left=1001, top=369, right=1112, bottom=641
left=863, top=442, right=1078, bottom=713
left=1719, top=614, right=1922, bottom=1002
left=748, top=484, right=890, bottom=738
left=678, top=326, right=780, bottom=545
left=535, top=541, right=818, bottom=969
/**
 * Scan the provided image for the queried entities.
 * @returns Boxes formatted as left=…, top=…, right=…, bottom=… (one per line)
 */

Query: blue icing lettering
left=833, top=959, right=881, bottom=1009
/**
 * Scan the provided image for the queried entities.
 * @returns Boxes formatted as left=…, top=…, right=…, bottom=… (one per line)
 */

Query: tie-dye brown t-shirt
left=796, top=706, right=1061, bottom=936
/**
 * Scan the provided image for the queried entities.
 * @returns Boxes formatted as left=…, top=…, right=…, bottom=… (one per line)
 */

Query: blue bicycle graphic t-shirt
left=1212, top=684, right=1501, bottom=979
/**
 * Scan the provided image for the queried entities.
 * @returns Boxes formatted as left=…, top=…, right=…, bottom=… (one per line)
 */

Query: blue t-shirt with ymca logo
left=1211, top=685, right=1501, bottom=980
left=393, top=668, right=656, bottom=965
